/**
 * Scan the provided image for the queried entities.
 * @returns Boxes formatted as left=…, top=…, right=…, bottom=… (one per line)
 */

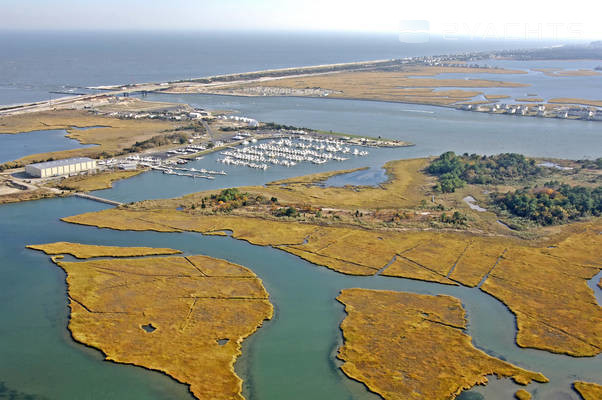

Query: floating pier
left=73, top=192, right=123, bottom=206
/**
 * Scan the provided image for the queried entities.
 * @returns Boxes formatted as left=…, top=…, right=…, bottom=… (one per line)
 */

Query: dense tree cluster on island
left=126, top=132, right=189, bottom=153
left=576, top=158, right=602, bottom=169
left=428, top=152, right=602, bottom=226
left=427, top=151, right=544, bottom=193
left=494, top=182, right=602, bottom=225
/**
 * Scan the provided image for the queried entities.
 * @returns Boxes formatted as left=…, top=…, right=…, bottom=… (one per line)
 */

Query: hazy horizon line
left=0, top=29, right=597, bottom=43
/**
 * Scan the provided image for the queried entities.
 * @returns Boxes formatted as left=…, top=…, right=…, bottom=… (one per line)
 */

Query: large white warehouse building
left=25, top=157, right=97, bottom=178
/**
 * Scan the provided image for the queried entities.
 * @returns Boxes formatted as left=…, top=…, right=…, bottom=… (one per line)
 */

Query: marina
left=97, top=135, right=373, bottom=181
left=158, top=167, right=220, bottom=180
left=218, top=137, right=368, bottom=170
left=91, top=132, right=375, bottom=182
left=98, top=154, right=227, bottom=181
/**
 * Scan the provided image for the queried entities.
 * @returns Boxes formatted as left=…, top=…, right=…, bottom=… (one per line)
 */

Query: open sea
left=0, top=30, right=564, bottom=106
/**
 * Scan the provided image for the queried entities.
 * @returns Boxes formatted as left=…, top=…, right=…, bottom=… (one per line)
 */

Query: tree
left=275, top=207, right=298, bottom=218
left=427, top=152, right=545, bottom=193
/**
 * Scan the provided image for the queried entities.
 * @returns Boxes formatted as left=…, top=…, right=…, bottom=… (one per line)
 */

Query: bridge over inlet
left=73, top=192, right=123, bottom=206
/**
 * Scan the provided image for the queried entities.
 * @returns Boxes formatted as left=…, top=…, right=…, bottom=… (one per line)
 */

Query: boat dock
left=73, top=192, right=123, bottom=206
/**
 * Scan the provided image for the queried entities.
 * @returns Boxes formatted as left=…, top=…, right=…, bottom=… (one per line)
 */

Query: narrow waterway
left=1, top=196, right=599, bottom=399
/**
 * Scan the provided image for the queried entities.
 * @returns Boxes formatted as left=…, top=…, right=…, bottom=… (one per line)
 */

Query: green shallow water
left=0, top=197, right=600, bottom=400
left=0, top=199, right=195, bottom=400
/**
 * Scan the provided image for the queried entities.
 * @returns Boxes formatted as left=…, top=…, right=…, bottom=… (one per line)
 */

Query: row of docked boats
left=216, top=137, right=368, bottom=170
left=151, top=165, right=227, bottom=179
left=99, top=154, right=228, bottom=180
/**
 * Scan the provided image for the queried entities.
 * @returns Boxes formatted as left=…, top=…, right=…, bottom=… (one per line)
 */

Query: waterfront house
left=590, top=110, right=602, bottom=121
left=568, top=109, right=588, bottom=118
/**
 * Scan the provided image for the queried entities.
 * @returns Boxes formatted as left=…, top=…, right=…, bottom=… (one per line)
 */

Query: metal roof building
left=25, top=157, right=97, bottom=178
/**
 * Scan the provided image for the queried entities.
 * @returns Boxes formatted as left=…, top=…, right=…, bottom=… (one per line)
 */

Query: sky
left=1, top=0, right=601, bottom=40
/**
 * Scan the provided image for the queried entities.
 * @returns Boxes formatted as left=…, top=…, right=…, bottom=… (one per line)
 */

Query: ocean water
left=0, top=31, right=561, bottom=106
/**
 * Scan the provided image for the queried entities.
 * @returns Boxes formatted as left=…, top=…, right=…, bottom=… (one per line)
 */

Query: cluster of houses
left=216, top=114, right=259, bottom=127
left=98, top=108, right=209, bottom=122
left=404, top=51, right=493, bottom=67
left=417, top=58, right=494, bottom=68
left=232, top=86, right=339, bottom=98
left=460, top=103, right=602, bottom=121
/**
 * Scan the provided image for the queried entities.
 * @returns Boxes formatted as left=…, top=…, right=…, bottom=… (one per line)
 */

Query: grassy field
left=573, top=381, right=602, bottom=400
left=515, top=389, right=532, bottom=400
left=116, top=158, right=432, bottom=213
left=189, top=66, right=529, bottom=107
left=27, top=241, right=181, bottom=259
left=0, top=187, right=60, bottom=204
left=0, top=109, right=185, bottom=166
left=553, top=69, right=602, bottom=76
left=55, top=169, right=146, bottom=192
left=548, top=98, right=602, bottom=107
left=516, top=97, right=544, bottom=102
left=32, top=247, right=273, bottom=400
left=92, top=98, right=187, bottom=113
left=337, top=289, right=547, bottom=400
left=401, top=66, right=528, bottom=75
left=484, top=94, right=511, bottom=100
left=247, top=69, right=527, bottom=106
left=60, top=156, right=602, bottom=357
left=534, top=68, right=602, bottom=77
left=251, top=158, right=431, bottom=209
left=63, top=206, right=602, bottom=356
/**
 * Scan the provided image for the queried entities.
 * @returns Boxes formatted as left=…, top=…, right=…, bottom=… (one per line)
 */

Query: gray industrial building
left=25, top=157, right=97, bottom=178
